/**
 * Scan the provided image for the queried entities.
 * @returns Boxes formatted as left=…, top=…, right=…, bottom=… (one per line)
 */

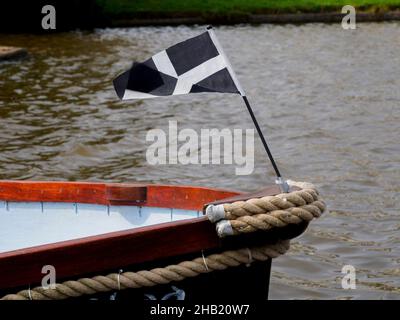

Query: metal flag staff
left=206, top=26, right=289, bottom=192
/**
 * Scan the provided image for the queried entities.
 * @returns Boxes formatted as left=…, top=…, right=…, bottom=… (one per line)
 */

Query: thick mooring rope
left=1, top=241, right=290, bottom=300
left=1, top=181, right=325, bottom=300
left=206, top=180, right=326, bottom=237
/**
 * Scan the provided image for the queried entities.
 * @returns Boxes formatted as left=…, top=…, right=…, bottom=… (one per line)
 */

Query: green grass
left=96, top=0, right=400, bottom=17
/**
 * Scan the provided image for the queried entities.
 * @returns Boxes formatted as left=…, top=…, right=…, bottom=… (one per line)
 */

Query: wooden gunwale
left=0, top=180, right=240, bottom=289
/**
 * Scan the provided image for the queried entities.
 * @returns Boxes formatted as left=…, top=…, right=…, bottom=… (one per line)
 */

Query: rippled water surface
left=0, top=23, right=399, bottom=299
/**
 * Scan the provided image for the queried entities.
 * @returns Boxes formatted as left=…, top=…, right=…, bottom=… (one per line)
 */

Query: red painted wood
left=0, top=181, right=108, bottom=204
left=0, top=217, right=220, bottom=290
left=105, top=183, right=147, bottom=205
left=147, top=185, right=239, bottom=211
left=0, top=180, right=238, bottom=210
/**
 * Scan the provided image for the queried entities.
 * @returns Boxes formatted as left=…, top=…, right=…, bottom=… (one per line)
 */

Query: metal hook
left=246, top=248, right=253, bottom=267
left=117, top=269, right=123, bottom=291
left=201, top=250, right=209, bottom=272
left=28, top=285, right=32, bottom=300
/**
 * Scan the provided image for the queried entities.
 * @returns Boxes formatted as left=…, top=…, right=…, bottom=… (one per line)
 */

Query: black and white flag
left=113, top=27, right=287, bottom=188
left=113, top=27, right=244, bottom=100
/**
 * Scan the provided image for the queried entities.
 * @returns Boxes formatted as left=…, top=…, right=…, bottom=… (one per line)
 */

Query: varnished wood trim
left=0, top=180, right=239, bottom=210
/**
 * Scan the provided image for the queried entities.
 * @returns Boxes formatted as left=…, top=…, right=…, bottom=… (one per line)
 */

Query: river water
left=0, top=23, right=399, bottom=299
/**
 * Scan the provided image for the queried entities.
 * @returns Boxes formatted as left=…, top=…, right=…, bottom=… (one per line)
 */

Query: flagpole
left=207, top=26, right=289, bottom=193
left=241, top=96, right=279, bottom=172
left=242, top=96, right=289, bottom=192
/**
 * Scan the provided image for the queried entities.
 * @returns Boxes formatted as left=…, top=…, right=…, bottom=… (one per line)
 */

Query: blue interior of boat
left=0, top=201, right=201, bottom=253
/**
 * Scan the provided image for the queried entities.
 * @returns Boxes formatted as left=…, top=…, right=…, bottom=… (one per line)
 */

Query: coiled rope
left=1, top=181, right=325, bottom=300
left=206, top=180, right=326, bottom=237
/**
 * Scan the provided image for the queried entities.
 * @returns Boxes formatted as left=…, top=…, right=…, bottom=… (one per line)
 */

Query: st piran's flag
left=113, top=28, right=244, bottom=100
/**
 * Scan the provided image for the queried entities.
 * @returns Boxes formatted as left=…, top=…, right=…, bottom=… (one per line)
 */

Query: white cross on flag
left=113, top=27, right=244, bottom=100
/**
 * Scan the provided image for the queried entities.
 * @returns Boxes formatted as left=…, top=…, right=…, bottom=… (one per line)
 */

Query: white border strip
left=207, top=28, right=246, bottom=96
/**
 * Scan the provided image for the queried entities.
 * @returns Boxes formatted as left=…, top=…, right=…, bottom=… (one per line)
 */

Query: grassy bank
left=96, top=0, right=400, bottom=18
